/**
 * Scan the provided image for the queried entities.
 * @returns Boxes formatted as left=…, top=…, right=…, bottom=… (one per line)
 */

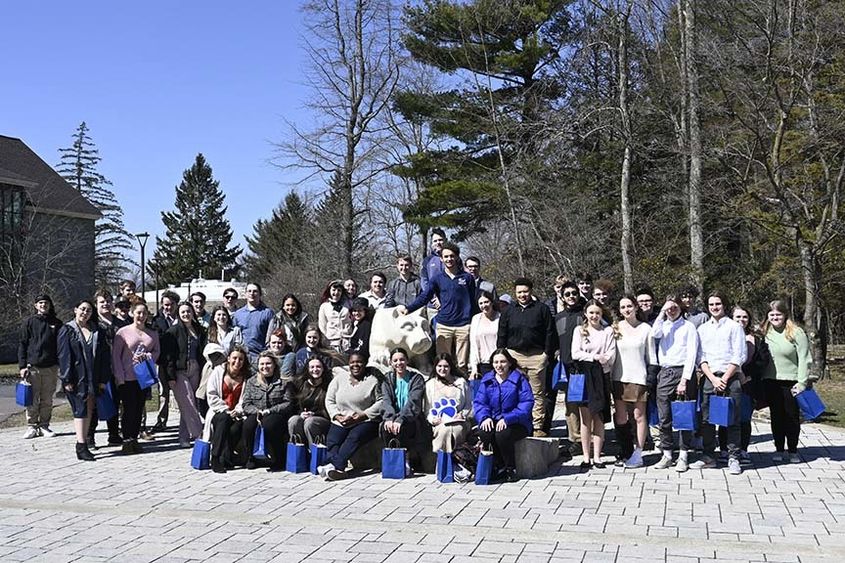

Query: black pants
left=326, top=420, right=380, bottom=471
left=380, top=418, right=429, bottom=470
left=700, top=376, right=742, bottom=459
left=764, top=379, right=801, bottom=453
left=656, top=366, right=698, bottom=452
left=478, top=423, right=529, bottom=471
left=88, top=408, right=120, bottom=442
left=243, top=412, right=289, bottom=468
left=210, top=411, right=245, bottom=465
left=197, top=398, right=209, bottom=419
left=119, top=381, right=145, bottom=441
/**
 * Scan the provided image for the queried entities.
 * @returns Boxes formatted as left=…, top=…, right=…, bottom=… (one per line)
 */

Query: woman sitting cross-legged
left=241, top=351, right=296, bottom=472
left=473, top=348, right=534, bottom=483
left=318, top=351, right=383, bottom=481
left=203, top=346, right=250, bottom=473
left=380, top=347, right=428, bottom=475
left=424, top=353, right=472, bottom=453
left=287, top=356, right=332, bottom=448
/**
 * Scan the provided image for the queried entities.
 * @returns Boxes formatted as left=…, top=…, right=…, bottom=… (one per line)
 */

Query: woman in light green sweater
left=760, top=300, right=811, bottom=463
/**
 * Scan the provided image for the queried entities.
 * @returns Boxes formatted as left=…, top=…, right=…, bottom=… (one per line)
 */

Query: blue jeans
left=326, top=420, right=379, bottom=471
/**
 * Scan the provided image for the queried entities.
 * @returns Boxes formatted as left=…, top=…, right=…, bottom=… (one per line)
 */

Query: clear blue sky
left=0, top=1, right=311, bottom=264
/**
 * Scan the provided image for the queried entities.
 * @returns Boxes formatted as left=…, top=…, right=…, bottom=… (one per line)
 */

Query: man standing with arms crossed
left=497, top=278, right=556, bottom=437
left=691, top=291, right=747, bottom=474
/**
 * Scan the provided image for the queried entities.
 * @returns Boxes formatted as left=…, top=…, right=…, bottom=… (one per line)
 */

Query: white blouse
left=611, top=321, right=653, bottom=385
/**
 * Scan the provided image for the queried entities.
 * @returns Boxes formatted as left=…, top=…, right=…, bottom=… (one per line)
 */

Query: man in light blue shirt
left=232, top=283, right=275, bottom=362
left=650, top=294, right=700, bottom=472
left=691, top=291, right=747, bottom=474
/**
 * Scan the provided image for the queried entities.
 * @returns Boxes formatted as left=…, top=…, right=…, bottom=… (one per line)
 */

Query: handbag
left=96, top=382, right=118, bottom=421
left=133, top=359, right=158, bottom=390
left=740, top=394, right=754, bottom=423
left=310, top=437, right=328, bottom=475
left=381, top=438, right=407, bottom=480
left=190, top=440, right=211, bottom=470
left=475, top=443, right=494, bottom=485
left=15, top=381, right=33, bottom=407
left=285, top=434, right=309, bottom=473
left=647, top=397, right=660, bottom=426
left=671, top=400, right=699, bottom=431
left=708, top=393, right=734, bottom=427
left=795, top=388, right=826, bottom=421
left=253, top=425, right=267, bottom=459
left=551, top=362, right=568, bottom=391
left=436, top=450, right=454, bottom=483
left=567, top=371, right=588, bottom=403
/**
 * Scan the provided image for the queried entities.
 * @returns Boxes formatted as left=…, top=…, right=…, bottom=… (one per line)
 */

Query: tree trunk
left=799, top=241, right=826, bottom=380
left=617, top=5, right=634, bottom=294
left=684, top=0, right=704, bottom=293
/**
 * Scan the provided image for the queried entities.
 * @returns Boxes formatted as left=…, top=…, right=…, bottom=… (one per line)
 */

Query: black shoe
left=211, top=457, right=227, bottom=474
left=76, top=443, right=95, bottom=461
left=326, top=468, right=347, bottom=481
left=132, top=440, right=144, bottom=454
left=592, top=461, right=606, bottom=469
left=86, top=437, right=98, bottom=450
left=579, top=461, right=591, bottom=472
left=505, top=469, right=519, bottom=483
left=108, top=435, right=123, bottom=446
left=245, top=458, right=258, bottom=470
left=150, top=422, right=167, bottom=433
left=266, top=465, right=284, bottom=473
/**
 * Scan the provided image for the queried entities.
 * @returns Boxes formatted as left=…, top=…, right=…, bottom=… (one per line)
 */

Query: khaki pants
left=25, top=365, right=58, bottom=428
left=436, top=323, right=471, bottom=372
left=507, top=349, right=547, bottom=431
left=566, top=403, right=582, bottom=441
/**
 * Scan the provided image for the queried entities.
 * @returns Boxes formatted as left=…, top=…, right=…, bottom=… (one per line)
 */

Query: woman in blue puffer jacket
left=472, top=348, right=534, bottom=482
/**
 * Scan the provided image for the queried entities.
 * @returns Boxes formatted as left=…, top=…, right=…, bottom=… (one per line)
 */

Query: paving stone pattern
left=1, top=412, right=843, bottom=563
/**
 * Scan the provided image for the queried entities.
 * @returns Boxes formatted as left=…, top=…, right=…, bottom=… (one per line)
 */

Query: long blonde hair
left=580, top=300, right=618, bottom=341
left=759, top=299, right=799, bottom=342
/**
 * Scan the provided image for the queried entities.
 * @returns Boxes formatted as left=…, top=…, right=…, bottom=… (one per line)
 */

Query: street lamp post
left=135, top=232, right=150, bottom=296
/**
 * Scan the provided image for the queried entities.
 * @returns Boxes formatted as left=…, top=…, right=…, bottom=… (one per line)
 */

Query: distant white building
left=143, top=278, right=248, bottom=312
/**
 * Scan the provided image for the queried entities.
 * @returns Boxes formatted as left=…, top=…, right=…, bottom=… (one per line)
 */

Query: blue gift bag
left=796, top=388, right=825, bottom=421
left=475, top=446, right=494, bottom=485
left=96, top=382, right=118, bottom=421
left=15, top=381, right=33, bottom=407
left=567, top=372, right=588, bottom=403
left=647, top=397, right=660, bottom=426
left=671, top=400, right=698, bottom=431
left=133, top=359, right=158, bottom=390
left=253, top=426, right=267, bottom=459
left=708, top=394, right=734, bottom=427
left=551, top=362, right=568, bottom=391
left=436, top=450, right=454, bottom=483
left=310, top=442, right=328, bottom=475
left=381, top=439, right=406, bottom=479
left=190, top=440, right=211, bottom=470
left=740, top=394, right=754, bottom=423
left=286, top=436, right=309, bottom=473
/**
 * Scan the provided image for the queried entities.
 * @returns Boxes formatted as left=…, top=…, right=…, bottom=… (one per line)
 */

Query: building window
left=0, top=184, right=24, bottom=238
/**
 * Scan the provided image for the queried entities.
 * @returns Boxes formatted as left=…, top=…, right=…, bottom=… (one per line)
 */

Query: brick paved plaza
left=1, top=413, right=843, bottom=563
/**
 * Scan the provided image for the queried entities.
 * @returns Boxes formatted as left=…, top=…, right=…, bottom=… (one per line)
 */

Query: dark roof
left=0, top=135, right=100, bottom=219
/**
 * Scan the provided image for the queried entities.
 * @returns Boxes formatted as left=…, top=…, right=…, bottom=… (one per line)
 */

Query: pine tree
left=56, top=122, right=134, bottom=287
left=243, top=192, right=314, bottom=282
left=149, top=154, right=242, bottom=286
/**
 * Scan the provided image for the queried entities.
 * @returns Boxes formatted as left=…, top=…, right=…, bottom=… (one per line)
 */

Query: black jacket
left=57, top=322, right=112, bottom=399
left=18, top=313, right=61, bottom=368
left=294, top=377, right=329, bottom=419
left=348, top=319, right=372, bottom=355
left=380, top=369, right=426, bottom=424
left=162, top=322, right=207, bottom=382
left=497, top=299, right=557, bottom=357
left=555, top=306, right=583, bottom=366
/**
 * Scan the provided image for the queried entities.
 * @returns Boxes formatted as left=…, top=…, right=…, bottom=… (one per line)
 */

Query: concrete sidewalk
left=0, top=413, right=843, bottom=563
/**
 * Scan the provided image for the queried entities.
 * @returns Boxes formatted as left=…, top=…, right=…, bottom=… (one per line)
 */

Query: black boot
left=76, top=442, right=95, bottom=461
left=211, top=456, right=227, bottom=474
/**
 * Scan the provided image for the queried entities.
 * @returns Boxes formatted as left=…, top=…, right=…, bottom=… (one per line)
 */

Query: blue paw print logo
left=431, top=398, right=458, bottom=418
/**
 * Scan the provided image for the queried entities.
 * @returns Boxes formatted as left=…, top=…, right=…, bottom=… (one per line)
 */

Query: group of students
left=16, top=234, right=814, bottom=481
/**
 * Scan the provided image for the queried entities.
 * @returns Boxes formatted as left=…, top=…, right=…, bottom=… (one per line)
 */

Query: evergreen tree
left=243, top=192, right=314, bottom=283
left=56, top=122, right=134, bottom=287
left=149, top=154, right=241, bottom=286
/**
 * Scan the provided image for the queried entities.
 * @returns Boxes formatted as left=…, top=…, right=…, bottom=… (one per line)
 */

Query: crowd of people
left=17, top=228, right=814, bottom=482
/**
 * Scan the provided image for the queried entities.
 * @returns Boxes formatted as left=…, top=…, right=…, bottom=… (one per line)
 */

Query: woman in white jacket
left=203, top=346, right=250, bottom=473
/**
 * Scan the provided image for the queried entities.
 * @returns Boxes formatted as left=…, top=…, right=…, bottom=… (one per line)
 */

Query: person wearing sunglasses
left=222, top=288, right=239, bottom=314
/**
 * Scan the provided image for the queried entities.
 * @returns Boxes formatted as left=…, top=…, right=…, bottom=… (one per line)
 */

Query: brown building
left=0, top=135, right=100, bottom=362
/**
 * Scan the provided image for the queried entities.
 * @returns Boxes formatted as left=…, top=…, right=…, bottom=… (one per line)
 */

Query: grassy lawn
left=0, top=364, right=19, bottom=377
left=815, top=350, right=845, bottom=427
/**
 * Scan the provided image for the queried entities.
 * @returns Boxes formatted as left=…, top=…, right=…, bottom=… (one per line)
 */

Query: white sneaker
left=675, top=458, right=689, bottom=472
left=405, top=462, right=413, bottom=477
left=317, top=464, right=331, bottom=478
left=772, top=452, right=784, bottom=462
left=22, top=427, right=39, bottom=439
left=690, top=456, right=717, bottom=469
left=728, top=458, right=742, bottom=475
left=654, top=455, right=673, bottom=469
left=39, top=426, right=56, bottom=438
left=788, top=453, right=801, bottom=464
left=624, top=448, right=644, bottom=468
